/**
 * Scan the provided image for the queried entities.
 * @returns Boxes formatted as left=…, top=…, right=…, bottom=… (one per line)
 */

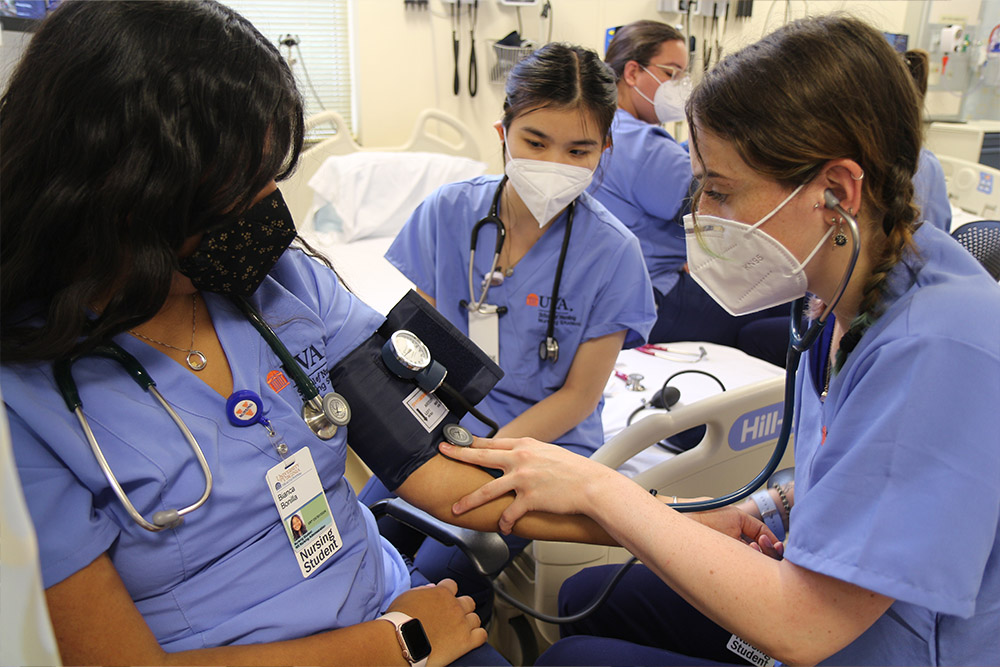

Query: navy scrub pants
left=535, top=563, right=757, bottom=666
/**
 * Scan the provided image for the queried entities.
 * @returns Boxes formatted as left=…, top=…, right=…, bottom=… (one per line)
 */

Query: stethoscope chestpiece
left=443, top=423, right=475, bottom=447
left=538, top=336, right=559, bottom=363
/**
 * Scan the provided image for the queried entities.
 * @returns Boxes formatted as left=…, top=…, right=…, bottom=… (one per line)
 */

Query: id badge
left=468, top=305, right=500, bottom=364
left=265, top=447, right=343, bottom=578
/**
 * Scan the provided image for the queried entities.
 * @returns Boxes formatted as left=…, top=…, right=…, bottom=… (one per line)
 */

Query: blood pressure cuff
left=329, top=290, right=504, bottom=491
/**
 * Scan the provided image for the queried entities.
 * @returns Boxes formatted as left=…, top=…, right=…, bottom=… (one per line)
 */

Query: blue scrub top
left=787, top=223, right=1000, bottom=665
left=2, top=250, right=412, bottom=651
left=913, top=148, right=952, bottom=233
left=386, top=175, right=656, bottom=454
left=588, top=108, right=692, bottom=296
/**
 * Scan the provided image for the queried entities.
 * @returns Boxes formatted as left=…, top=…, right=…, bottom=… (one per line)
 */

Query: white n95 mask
left=636, top=66, right=692, bottom=124
left=684, top=183, right=833, bottom=316
left=504, top=135, right=594, bottom=227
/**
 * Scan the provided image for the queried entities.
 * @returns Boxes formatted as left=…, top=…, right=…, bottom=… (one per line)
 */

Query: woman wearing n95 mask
left=441, top=14, right=1000, bottom=666
left=365, top=42, right=656, bottom=624
left=590, top=20, right=790, bottom=363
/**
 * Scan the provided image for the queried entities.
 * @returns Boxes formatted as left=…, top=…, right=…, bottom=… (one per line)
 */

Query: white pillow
left=307, top=151, right=487, bottom=242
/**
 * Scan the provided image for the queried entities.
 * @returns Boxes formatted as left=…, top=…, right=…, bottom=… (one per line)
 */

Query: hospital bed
left=288, top=111, right=796, bottom=662
left=286, top=109, right=487, bottom=315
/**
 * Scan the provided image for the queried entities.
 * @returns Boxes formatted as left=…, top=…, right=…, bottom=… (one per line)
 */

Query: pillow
left=307, top=151, right=487, bottom=242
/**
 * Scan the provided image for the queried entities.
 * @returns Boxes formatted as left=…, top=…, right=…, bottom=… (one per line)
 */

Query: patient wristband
left=750, top=490, right=786, bottom=542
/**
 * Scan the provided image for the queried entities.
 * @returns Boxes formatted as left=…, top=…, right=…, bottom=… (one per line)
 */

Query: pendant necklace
left=130, top=294, right=208, bottom=371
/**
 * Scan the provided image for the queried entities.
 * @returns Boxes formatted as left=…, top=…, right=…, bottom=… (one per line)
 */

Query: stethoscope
left=461, top=176, right=576, bottom=363
left=666, top=188, right=861, bottom=513
left=460, top=189, right=863, bottom=628
left=53, top=296, right=351, bottom=531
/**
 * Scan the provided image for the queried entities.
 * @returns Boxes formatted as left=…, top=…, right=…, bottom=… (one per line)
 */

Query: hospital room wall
left=353, top=0, right=916, bottom=174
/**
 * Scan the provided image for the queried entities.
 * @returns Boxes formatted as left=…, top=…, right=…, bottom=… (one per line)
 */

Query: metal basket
left=489, top=41, right=536, bottom=84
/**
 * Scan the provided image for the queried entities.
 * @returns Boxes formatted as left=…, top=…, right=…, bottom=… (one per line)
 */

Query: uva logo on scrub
left=525, top=293, right=573, bottom=311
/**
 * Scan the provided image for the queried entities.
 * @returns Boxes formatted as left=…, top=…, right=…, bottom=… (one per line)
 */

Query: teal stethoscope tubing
left=53, top=296, right=336, bottom=531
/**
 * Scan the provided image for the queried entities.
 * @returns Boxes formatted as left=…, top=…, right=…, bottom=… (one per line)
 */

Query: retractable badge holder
left=227, top=389, right=292, bottom=458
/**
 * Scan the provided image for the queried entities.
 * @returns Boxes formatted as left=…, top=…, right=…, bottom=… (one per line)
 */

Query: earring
left=813, top=203, right=821, bottom=209
left=850, top=170, right=865, bottom=181
left=834, top=220, right=847, bottom=246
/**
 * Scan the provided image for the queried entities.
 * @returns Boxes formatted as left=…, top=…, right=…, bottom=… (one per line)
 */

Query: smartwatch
left=378, top=611, right=432, bottom=667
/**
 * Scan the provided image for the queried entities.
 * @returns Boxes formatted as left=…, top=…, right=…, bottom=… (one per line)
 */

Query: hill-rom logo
left=728, top=402, right=791, bottom=451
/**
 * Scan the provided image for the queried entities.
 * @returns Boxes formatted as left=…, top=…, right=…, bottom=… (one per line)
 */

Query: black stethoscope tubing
left=464, top=176, right=576, bottom=363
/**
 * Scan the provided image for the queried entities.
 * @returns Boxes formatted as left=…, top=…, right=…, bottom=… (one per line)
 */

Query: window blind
left=221, top=0, right=353, bottom=138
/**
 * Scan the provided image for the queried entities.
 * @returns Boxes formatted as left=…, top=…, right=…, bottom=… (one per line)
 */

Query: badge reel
left=226, top=389, right=292, bottom=457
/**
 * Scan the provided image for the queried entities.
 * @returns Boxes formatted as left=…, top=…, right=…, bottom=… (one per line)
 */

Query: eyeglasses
left=650, top=63, right=689, bottom=81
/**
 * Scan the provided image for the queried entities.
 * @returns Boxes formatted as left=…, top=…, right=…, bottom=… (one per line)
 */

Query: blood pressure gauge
left=381, top=330, right=448, bottom=393
left=387, top=330, right=432, bottom=373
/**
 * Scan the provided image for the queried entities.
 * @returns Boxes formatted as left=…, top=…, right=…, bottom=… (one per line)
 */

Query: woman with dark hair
left=290, top=514, right=307, bottom=539
left=592, top=20, right=788, bottom=356
left=1, top=3, right=615, bottom=665
left=441, top=14, right=1000, bottom=666
left=369, top=41, right=655, bottom=622
left=386, top=42, right=655, bottom=457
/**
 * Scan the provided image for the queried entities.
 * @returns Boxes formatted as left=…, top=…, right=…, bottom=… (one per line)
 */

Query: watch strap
left=378, top=611, right=429, bottom=667
left=750, top=489, right=786, bottom=542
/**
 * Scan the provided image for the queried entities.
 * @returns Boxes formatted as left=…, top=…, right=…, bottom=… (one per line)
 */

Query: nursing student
left=590, top=20, right=787, bottom=350
left=362, top=41, right=655, bottom=622
left=0, top=3, right=618, bottom=665
left=387, top=43, right=655, bottom=456
left=442, top=14, right=1000, bottom=666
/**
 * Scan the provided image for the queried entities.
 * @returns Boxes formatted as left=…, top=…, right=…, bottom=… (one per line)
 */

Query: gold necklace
left=820, top=351, right=834, bottom=401
left=129, top=294, right=207, bottom=371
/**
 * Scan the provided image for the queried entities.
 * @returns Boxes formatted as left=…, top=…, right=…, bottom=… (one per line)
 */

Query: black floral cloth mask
left=179, top=189, right=297, bottom=296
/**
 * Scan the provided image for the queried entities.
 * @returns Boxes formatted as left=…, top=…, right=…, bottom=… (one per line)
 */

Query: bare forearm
left=495, top=386, right=599, bottom=443
left=47, top=555, right=409, bottom=667
left=157, top=623, right=405, bottom=667
left=396, top=454, right=615, bottom=545
left=580, top=472, right=888, bottom=665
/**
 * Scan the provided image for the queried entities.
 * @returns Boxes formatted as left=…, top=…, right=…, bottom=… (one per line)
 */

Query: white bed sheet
left=308, top=233, right=413, bottom=316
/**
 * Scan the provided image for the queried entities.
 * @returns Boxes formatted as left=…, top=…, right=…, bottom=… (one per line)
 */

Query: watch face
left=400, top=618, right=432, bottom=661
left=391, top=330, right=431, bottom=371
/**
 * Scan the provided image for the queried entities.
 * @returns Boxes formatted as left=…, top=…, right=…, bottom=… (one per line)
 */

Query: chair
left=952, top=220, right=1000, bottom=280
left=499, top=376, right=796, bottom=650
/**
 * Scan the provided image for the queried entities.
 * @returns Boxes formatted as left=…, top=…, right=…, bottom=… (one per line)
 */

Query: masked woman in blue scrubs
left=590, top=20, right=788, bottom=355
left=387, top=43, right=655, bottom=457
left=442, top=14, right=1000, bottom=666
left=364, top=41, right=656, bottom=623
left=0, top=3, right=616, bottom=665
